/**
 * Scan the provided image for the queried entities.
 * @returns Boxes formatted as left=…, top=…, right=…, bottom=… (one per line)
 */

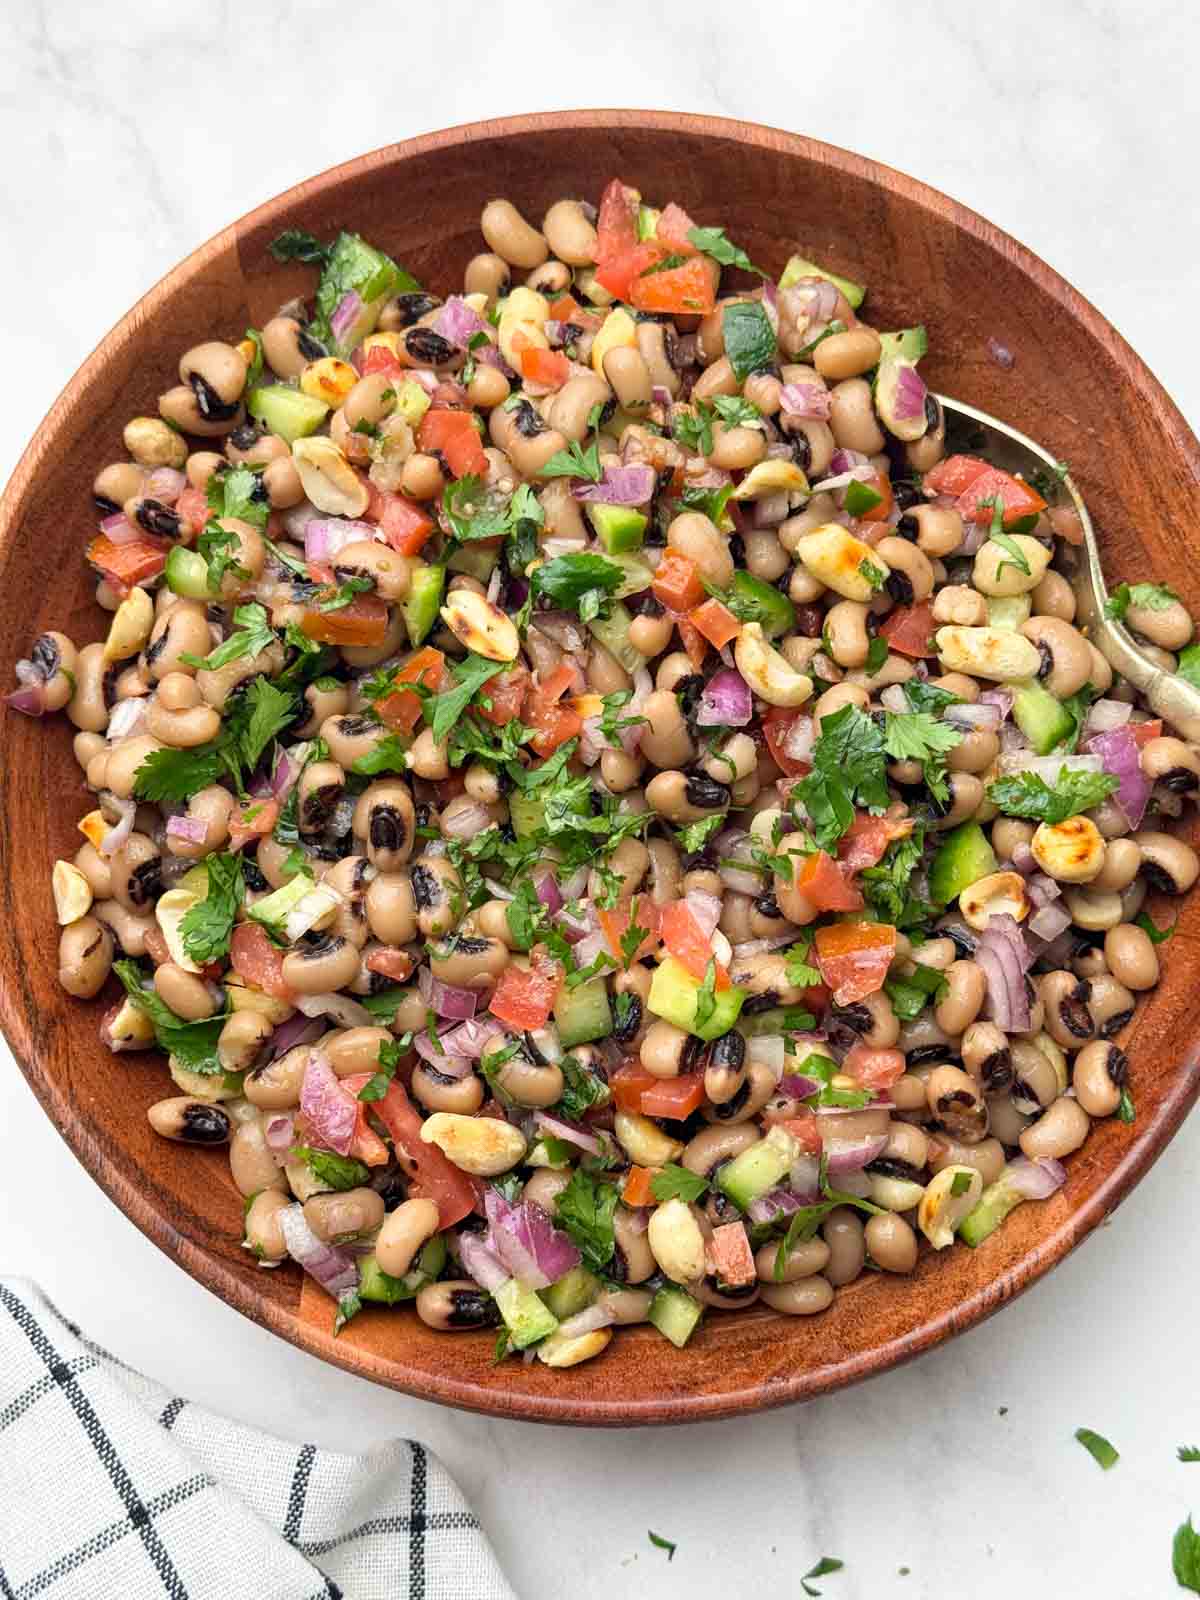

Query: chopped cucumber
left=540, top=1266, right=601, bottom=1320
left=959, top=1177, right=1026, bottom=1248
left=164, top=545, right=215, bottom=600
left=605, top=552, right=655, bottom=598
left=554, top=977, right=613, bottom=1048
left=446, top=543, right=499, bottom=581
left=647, top=1285, right=704, bottom=1348
left=878, top=325, right=929, bottom=363
left=716, top=1126, right=798, bottom=1211
left=401, top=564, right=445, bottom=647
left=648, top=957, right=744, bottom=1041
left=779, top=254, right=866, bottom=309
left=508, top=791, right=546, bottom=839
left=636, top=205, right=662, bottom=242
left=358, top=1236, right=446, bottom=1303
left=722, top=571, right=795, bottom=638
left=929, top=821, right=998, bottom=907
left=247, top=384, right=328, bottom=444
left=587, top=600, right=643, bottom=676
left=493, top=1278, right=559, bottom=1349
left=1012, top=681, right=1074, bottom=755
left=588, top=502, right=647, bottom=554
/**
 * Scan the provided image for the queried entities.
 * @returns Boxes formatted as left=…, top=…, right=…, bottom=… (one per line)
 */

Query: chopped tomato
left=366, top=948, right=415, bottom=983
left=688, top=597, right=741, bottom=651
left=660, top=900, right=730, bottom=987
left=597, top=895, right=662, bottom=968
left=842, top=1042, right=907, bottom=1091
left=705, top=1220, right=756, bottom=1287
left=596, top=242, right=666, bottom=300
left=629, top=254, right=718, bottom=315
left=520, top=347, right=570, bottom=389
left=922, top=454, right=991, bottom=498
left=476, top=663, right=529, bottom=726
left=652, top=550, right=705, bottom=613
left=837, top=814, right=913, bottom=875
left=879, top=599, right=937, bottom=658
left=796, top=850, right=864, bottom=913
left=762, top=707, right=813, bottom=778
left=374, top=646, right=447, bottom=734
left=595, top=178, right=639, bottom=258
left=417, top=409, right=488, bottom=479
left=855, top=471, right=894, bottom=524
left=373, top=1079, right=480, bottom=1227
left=174, top=485, right=211, bottom=536
left=228, top=797, right=279, bottom=853
left=336, top=1073, right=393, bottom=1166
left=358, top=344, right=407, bottom=383
left=525, top=696, right=582, bottom=757
left=610, top=1063, right=660, bottom=1114
left=762, top=1108, right=823, bottom=1154
left=946, top=463, right=1047, bottom=526
left=87, top=534, right=168, bottom=593
left=489, top=949, right=563, bottom=1031
left=653, top=202, right=700, bottom=252
left=229, top=922, right=294, bottom=1002
left=675, top=614, right=708, bottom=671
left=622, top=1166, right=658, bottom=1207
left=641, top=1074, right=706, bottom=1120
left=539, top=662, right=577, bottom=704
left=813, top=922, right=897, bottom=1005
left=369, top=490, right=435, bottom=556
left=1128, top=719, right=1163, bottom=749
left=300, top=592, right=390, bottom=647
left=548, top=294, right=584, bottom=321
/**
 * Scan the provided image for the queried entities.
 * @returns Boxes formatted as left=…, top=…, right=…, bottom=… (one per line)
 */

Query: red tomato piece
left=706, top=1220, right=757, bottom=1287
left=1128, top=719, right=1163, bottom=749
left=796, top=850, right=864, bottom=913
left=762, top=707, right=813, bottom=778
left=688, top=597, right=741, bottom=650
left=520, top=348, right=570, bottom=389
left=374, top=646, right=447, bottom=734
left=855, top=472, right=894, bottom=524
left=476, top=664, right=529, bottom=727
left=879, top=600, right=937, bottom=658
left=675, top=614, right=709, bottom=671
left=813, top=922, right=897, bottom=1005
left=922, top=454, right=991, bottom=498
left=641, top=1074, right=705, bottom=1120
left=228, top=797, right=279, bottom=853
left=629, top=254, right=718, bottom=315
left=366, top=948, right=415, bottom=983
left=488, top=951, right=563, bottom=1031
left=229, top=923, right=294, bottom=1002
left=761, top=1108, right=823, bottom=1154
left=336, top=1073, right=393, bottom=1166
left=373, top=1079, right=480, bottom=1227
left=622, top=1166, right=658, bottom=1207
left=86, top=534, right=168, bottom=593
left=653, top=202, right=700, bottom=252
left=659, top=900, right=730, bottom=988
left=359, top=345, right=408, bottom=383
left=416, top=410, right=488, bottom=479
left=539, top=662, right=577, bottom=704
left=368, top=490, right=435, bottom=557
left=596, top=241, right=668, bottom=301
left=300, top=593, right=390, bottom=647
left=842, top=1042, right=907, bottom=1091
left=953, top=467, right=1047, bottom=527
left=525, top=696, right=582, bottom=757
left=595, top=178, right=639, bottom=258
left=610, top=1063, right=660, bottom=1114
left=652, top=550, right=705, bottom=613
left=174, top=486, right=211, bottom=536
left=837, top=815, right=913, bottom=875
left=597, top=895, right=662, bottom=967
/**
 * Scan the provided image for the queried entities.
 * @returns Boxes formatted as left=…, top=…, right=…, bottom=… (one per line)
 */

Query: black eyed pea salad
left=18, top=174, right=1200, bottom=1368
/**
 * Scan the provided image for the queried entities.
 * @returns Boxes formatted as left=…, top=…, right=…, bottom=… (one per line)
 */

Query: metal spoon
left=938, top=395, right=1200, bottom=741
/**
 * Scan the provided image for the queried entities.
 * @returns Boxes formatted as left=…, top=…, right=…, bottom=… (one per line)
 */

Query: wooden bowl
left=3, top=112, right=1198, bottom=1426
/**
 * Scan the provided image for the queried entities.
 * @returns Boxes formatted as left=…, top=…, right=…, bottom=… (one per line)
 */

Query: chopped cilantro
left=315, top=575, right=373, bottom=612
left=289, top=1146, right=371, bottom=1190
left=442, top=474, right=516, bottom=543
left=112, top=961, right=226, bottom=1074
left=792, top=704, right=889, bottom=850
left=1175, top=1516, right=1200, bottom=1593
left=181, top=602, right=276, bottom=673
left=687, top=225, right=763, bottom=275
left=986, top=767, right=1119, bottom=823
left=534, top=552, right=624, bottom=614
left=883, top=711, right=963, bottom=804
left=180, top=853, right=244, bottom=965
left=1136, top=911, right=1175, bottom=944
left=1179, top=1447, right=1200, bottom=1464
left=651, top=1165, right=710, bottom=1203
left=132, top=746, right=225, bottom=806
left=357, top=1036, right=408, bottom=1102
left=539, top=435, right=603, bottom=483
left=801, top=1556, right=844, bottom=1596
left=1117, top=1087, right=1136, bottom=1124
left=1074, top=1427, right=1119, bottom=1471
left=1104, top=580, right=1182, bottom=622
left=554, top=1169, right=619, bottom=1272
left=722, top=300, right=776, bottom=381
left=648, top=1531, right=677, bottom=1562
left=206, top=463, right=269, bottom=532
left=351, top=734, right=411, bottom=776
left=674, top=814, right=725, bottom=855
left=267, top=228, right=331, bottom=265
left=884, top=963, right=948, bottom=1021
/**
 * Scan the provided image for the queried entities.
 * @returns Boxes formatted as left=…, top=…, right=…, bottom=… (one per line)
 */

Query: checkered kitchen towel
left=0, top=1280, right=516, bottom=1599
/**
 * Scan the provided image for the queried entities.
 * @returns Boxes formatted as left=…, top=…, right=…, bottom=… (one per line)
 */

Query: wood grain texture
left=2, top=110, right=1198, bottom=1426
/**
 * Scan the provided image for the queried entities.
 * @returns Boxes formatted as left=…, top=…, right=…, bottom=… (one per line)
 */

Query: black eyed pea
left=334, top=541, right=410, bottom=604
left=588, top=837, right=648, bottom=903
left=428, top=934, right=508, bottom=991
left=281, top=935, right=360, bottom=995
left=422, top=1111, right=526, bottom=1176
left=823, top=601, right=872, bottom=669
left=934, top=960, right=987, bottom=1035
left=1031, top=815, right=1106, bottom=883
left=992, top=817, right=1036, bottom=861
left=304, top=1187, right=386, bottom=1244
left=645, top=769, right=731, bottom=824
left=1062, top=886, right=1124, bottom=932
left=926, top=1133, right=1006, bottom=1186
left=639, top=1019, right=690, bottom=1081
left=159, top=382, right=245, bottom=439
left=814, top=326, right=882, bottom=380
left=635, top=321, right=680, bottom=398
left=546, top=374, right=612, bottom=443
left=324, top=1026, right=393, bottom=1078
left=244, top=1191, right=292, bottom=1262
left=759, top=1276, right=835, bottom=1315
left=744, top=372, right=784, bottom=414
left=1134, top=831, right=1200, bottom=895
left=1072, top=944, right=1109, bottom=980
left=73, top=842, right=113, bottom=900
left=1019, top=616, right=1094, bottom=698
left=148, top=1096, right=231, bottom=1145
left=899, top=504, right=965, bottom=558
left=1038, top=972, right=1097, bottom=1051
left=743, top=529, right=789, bottom=583
left=1087, top=643, right=1115, bottom=693
left=58, top=916, right=114, bottom=998
left=417, top=1280, right=503, bottom=1331
left=1029, top=568, right=1076, bottom=621
left=971, top=535, right=1052, bottom=597
left=681, top=1123, right=760, bottom=1181
left=667, top=510, right=734, bottom=589
left=1086, top=973, right=1137, bottom=1038
left=109, top=833, right=163, bottom=915
left=198, top=642, right=286, bottom=712
left=92, top=899, right=156, bottom=958
left=597, top=1287, right=655, bottom=1326
left=407, top=727, right=450, bottom=781
left=703, top=1060, right=778, bottom=1125
left=74, top=731, right=107, bottom=773
left=813, top=681, right=870, bottom=726
left=66, top=642, right=110, bottom=733
left=124, top=416, right=188, bottom=470
left=841, top=989, right=900, bottom=1049
left=587, top=641, right=632, bottom=695
left=411, top=857, right=464, bottom=940
left=709, top=422, right=768, bottom=472
left=882, top=1119, right=931, bottom=1172
left=299, top=680, right=350, bottom=738
left=1103, top=921, right=1159, bottom=990
left=1072, top=1040, right=1129, bottom=1118
left=464, top=762, right=502, bottom=806
left=1140, top=736, right=1200, bottom=795
left=155, top=962, right=217, bottom=1021
left=1019, top=1094, right=1090, bottom=1162
left=525, top=259, right=571, bottom=297
left=755, top=1235, right=830, bottom=1283
left=865, top=1212, right=920, bottom=1273
left=645, top=836, right=684, bottom=907
left=144, top=599, right=210, bottom=681
left=822, top=1208, right=867, bottom=1287
left=828, top=377, right=886, bottom=454
left=246, top=1044, right=313, bottom=1111
left=320, top=713, right=392, bottom=770
left=960, top=1021, right=1014, bottom=1094
left=179, top=340, right=248, bottom=411
left=704, top=1031, right=748, bottom=1105
left=261, top=316, right=314, bottom=380
left=701, top=732, right=757, bottom=785
left=655, top=651, right=695, bottom=694
left=480, top=198, right=548, bottom=268
left=690, top=357, right=738, bottom=402
left=780, top=421, right=837, bottom=485
left=491, top=1056, right=563, bottom=1109
left=229, top=1118, right=288, bottom=1197
left=875, top=536, right=934, bottom=606
left=399, top=452, right=445, bottom=501
left=637, top=689, right=696, bottom=769
left=926, top=1064, right=989, bottom=1142
left=466, top=364, right=510, bottom=410
left=96, top=736, right=164, bottom=802
left=297, top=759, right=346, bottom=840
left=218, top=1010, right=273, bottom=1073
left=470, top=899, right=515, bottom=950
left=168, top=786, right=236, bottom=860
left=94, top=460, right=148, bottom=511
left=602, top=346, right=653, bottom=413
left=145, top=682, right=221, bottom=748
left=225, top=427, right=288, bottom=468
left=263, top=455, right=305, bottom=509
left=355, top=781, right=416, bottom=871
left=944, top=726, right=1001, bottom=776
left=647, top=1198, right=706, bottom=1284
left=28, top=631, right=79, bottom=713
left=365, top=873, right=417, bottom=946
left=1125, top=592, right=1193, bottom=650
left=375, top=1197, right=441, bottom=1279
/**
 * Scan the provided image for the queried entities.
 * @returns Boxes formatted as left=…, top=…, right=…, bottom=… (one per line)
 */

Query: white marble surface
left=3, top=3, right=1200, bottom=1595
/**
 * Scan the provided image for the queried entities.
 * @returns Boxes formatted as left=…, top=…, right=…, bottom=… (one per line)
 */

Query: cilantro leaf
left=1074, top=1428, right=1119, bottom=1471
left=1136, top=911, right=1175, bottom=944
left=235, top=678, right=297, bottom=773
left=206, top=463, right=269, bottom=531
left=1104, top=580, right=1182, bottom=622
left=1179, top=1447, right=1200, bottom=1463
left=113, top=961, right=226, bottom=1074
left=180, top=853, right=244, bottom=964
left=694, top=959, right=718, bottom=1032
left=986, top=768, right=1119, bottom=824
left=883, top=711, right=963, bottom=803
left=132, top=747, right=225, bottom=806
left=539, top=436, right=602, bottom=482
left=359, top=986, right=411, bottom=1024
left=687, top=225, right=763, bottom=275
left=801, top=1556, right=844, bottom=1596
left=316, top=575, right=373, bottom=612
left=651, top=1165, right=710, bottom=1204
left=268, top=228, right=332, bottom=265
left=1117, top=1087, right=1136, bottom=1124
left=709, top=394, right=762, bottom=429
left=792, top=704, right=889, bottom=850
left=884, top=963, right=948, bottom=1021
left=442, top=474, right=514, bottom=543
left=1176, top=1517, right=1200, bottom=1593
left=648, top=1531, right=677, bottom=1562
left=864, top=635, right=889, bottom=676
left=423, top=654, right=506, bottom=744
left=722, top=300, right=776, bottom=382
left=556, top=1053, right=611, bottom=1120
left=289, top=1146, right=371, bottom=1190
left=674, top=814, right=725, bottom=855
left=358, top=1036, right=411, bottom=1102
left=554, top=1169, right=619, bottom=1272
left=860, top=825, right=930, bottom=930
left=351, top=734, right=411, bottom=776
left=535, top=553, right=623, bottom=614
left=783, top=938, right=821, bottom=990
left=672, top=406, right=714, bottom=456
left=181, top=602, right=276, bottom=673
left=679, top=481, right=735, bottom=529
left=196, top=524, right=249, bottom=593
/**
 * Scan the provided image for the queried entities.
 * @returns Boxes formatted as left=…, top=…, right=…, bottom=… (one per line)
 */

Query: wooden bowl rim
left=4, top=110, right=1199, bottom=1426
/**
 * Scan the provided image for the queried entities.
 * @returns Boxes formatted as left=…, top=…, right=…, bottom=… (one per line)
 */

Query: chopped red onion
left=572, top=927, right=610, bottom=973
left=532, top=611, right=588, bottom=653
left=754, top=492, right=792, bottom=528
left=534, top=1110, right=602, bottom=1157
left=99, top=511, right=142, bottom=545
left=299, top=1050, right=356, bottom=1156
left=980, top=688, right=1014, bottom=720
left=573, top=465, right=656, bottom=505
left=435, top=296, right=491, bottom=348
left=1086, top=727, right=1149, bottom=828
left=107, top=697, right=149, bottom=741
left=696, top=668, right=752, bottom=728
left=822, top=1134, right=889, bottom=1175
left=1000, top=751, right=1103, bottom=780
left=534, top=871, right=563, bottom=917
left=145, top=467, right=186, bottom=505
left=977, top=913, right=1033, bottom=1032
left=295, top=992, right=375, bottom=1028
left=1027, top=873, right=1061, bottom=908
left=165, top=814, right=208, bottom=845
left=270, top=1013, right=325, bottom=1059
left=329, top=291, right=363, bottom=345
left=305, top=518, right=378, bottom=564
left=958, top=517, right=989, bottom=556
left=746, top=1035, right=786, bottom=1079
left=788, top=1154, right=821, bottom=1198
left=278, top=1203, right=359, bottom=1297
left=651, top=384, right=673, bottom=408
left=457, top=1230, right=510, bottom=1293
left=829, top=447, right=870, bottom=474
left=1084, top=698, right=1133, bottom=737
left=1004, top=1155, right=1067, bottom=1200
left=1028, top=902, right=1072, bottom=942
left=436, top=1017, right=507, bottom=1058
left=746, top=1187, right=805, bottom=1225
left=5, top=682, right=46, bottom=717
left=413, top=1032, right=474, bottom=1078
left=1011, top=840, right=1037, bottom=877
left=556, top=1303, right=616, bottom=1339
left=263, top=1113, right=295, bottom=1164
left=439, top=799, right=495, bottom=841
left=945, top=702, right=1002, bottom=730
left=541, top=533, right=590, bottom=558
left=986, top=336, right=1015, bottom=371
left=474, top=343, right=518, bottom=380
left=417, top=963, right=478, bottom=1021
left=578, top=713, right=607, bottom=768
left=282, top=502, right=322, bottom=541
left=879, top=684, right=909, bottom=714
left=892, top=363, right=928, bottom=421
left=98, top=797, right=137, bottom=858
left=779, top=383, right=831, bottom=420
left=779, top=1073, right=821, bottom=1100
left=783, top=715, right=816, bottom=767
left=484, top=1190, right=580, bottom=1289
left=684, top=889, right=722, bottom=940
left=812, top=466, right=875, bottom=495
